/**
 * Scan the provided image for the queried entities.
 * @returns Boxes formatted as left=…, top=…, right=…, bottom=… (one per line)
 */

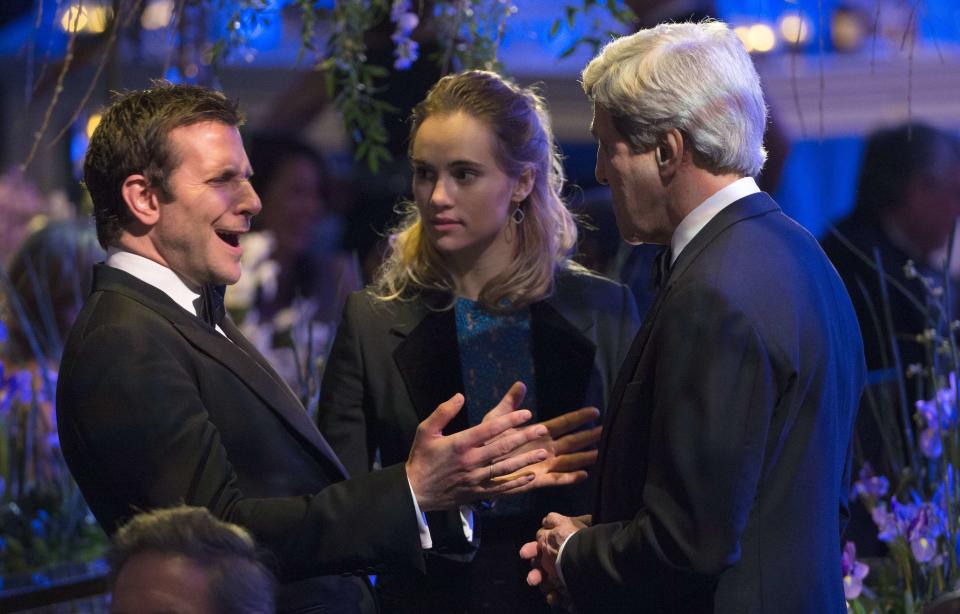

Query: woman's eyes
left=413, top=167, right=435, bottom=181
left=413, top=167, right=479, bottom=182
left=452, top=169, right=477, bottom=181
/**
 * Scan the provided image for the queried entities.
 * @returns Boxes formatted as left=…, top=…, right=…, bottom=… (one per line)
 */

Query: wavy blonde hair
left=374, top=70, right=580, bottom=312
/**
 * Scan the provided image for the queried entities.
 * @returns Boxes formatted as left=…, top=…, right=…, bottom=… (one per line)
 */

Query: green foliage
left=551, top=0, right=636, bottom=59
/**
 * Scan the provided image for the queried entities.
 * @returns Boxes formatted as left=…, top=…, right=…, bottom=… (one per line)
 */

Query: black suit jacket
left=561, top=193, right=866, bottom=613
left=57, top=265, right=423, bottom=614
left=317, top=270, right=640, bottom=551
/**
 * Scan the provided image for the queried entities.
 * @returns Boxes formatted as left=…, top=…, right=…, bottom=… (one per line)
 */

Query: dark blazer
left=561, top=193, right=866, bottom=613
left=56, top=265, right=423, bottom=614
left=318, top=270, right=639, bottom=555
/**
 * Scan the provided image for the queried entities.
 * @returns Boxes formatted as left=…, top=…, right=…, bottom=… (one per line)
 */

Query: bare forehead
left=168, top=121, right=249, bottom=169
left=412, top=111, right=498, bottom=160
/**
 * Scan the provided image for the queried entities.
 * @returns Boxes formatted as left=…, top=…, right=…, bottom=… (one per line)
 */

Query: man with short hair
left=58, top=81, right=556, bottom=614
left=522, top=21, right=865, bottom=613
left=109, top=506, right=275, bottom=614
left=822, top=122, right=960, bottom=373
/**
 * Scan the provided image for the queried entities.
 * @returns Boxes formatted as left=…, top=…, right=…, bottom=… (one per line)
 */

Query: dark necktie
left=652, top=246, right=673, bottom=290
left=198, top=284, right=226, bottom=327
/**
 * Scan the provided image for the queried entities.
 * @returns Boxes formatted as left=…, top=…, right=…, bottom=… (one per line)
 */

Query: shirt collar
left=105, top=247, right=202, bottom=318
left=670, top=176, right=760, bottom=264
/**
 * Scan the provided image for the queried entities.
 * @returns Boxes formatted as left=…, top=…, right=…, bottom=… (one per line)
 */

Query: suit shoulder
left=68, top=288, right=172, bottom=343
left=342, top=288, right=429, bottom=331
left=555, top=266, right=630, bottom=299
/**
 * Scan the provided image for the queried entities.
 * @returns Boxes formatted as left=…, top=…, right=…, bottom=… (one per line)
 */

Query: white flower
left=225, top=231, right=279, bottom=310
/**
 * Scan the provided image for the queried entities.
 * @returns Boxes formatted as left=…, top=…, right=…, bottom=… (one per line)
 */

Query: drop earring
left=512, top=207, right=525, bottom=224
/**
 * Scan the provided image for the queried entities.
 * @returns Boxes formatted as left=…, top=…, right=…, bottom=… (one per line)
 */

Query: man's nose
left=240, top=181, right=262, bottom=217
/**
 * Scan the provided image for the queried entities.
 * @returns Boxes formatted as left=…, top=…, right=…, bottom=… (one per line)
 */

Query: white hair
left=581, top=20, right=768, bottom=177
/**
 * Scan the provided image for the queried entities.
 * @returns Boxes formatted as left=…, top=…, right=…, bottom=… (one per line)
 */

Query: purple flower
left=390, top=0, right=412, bottom=22
left=841, top=541, right=869, bottom=600
left=886, top=499, right=946, bottom=564
left=390, top=0, right=420, bottom=70
left=872, top=501, right=898, bottom=542
left=851, top=463, right=889, bottom=500
left=911, top=535, right=938, bottom=563
left=392, top=35, right=419, bottom=70
left=915, top=376, right=959, bottom=459
left=395, top=11, right=419, bottom=33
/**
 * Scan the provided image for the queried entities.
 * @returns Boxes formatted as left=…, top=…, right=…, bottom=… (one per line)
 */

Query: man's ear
left=656, top=129, right=684, bottom=178
left=121, top=174, right=161, bottom=227
left=512, top=167, right=535, bottom=203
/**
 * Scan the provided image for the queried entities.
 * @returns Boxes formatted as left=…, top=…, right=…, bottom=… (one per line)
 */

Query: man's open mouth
left=216, top=231, right=240, bottom=247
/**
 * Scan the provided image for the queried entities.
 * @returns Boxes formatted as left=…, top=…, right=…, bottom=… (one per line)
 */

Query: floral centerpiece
left=844, top=255, right=960, bottom=613
left=0, top=349, right=108, bottom=581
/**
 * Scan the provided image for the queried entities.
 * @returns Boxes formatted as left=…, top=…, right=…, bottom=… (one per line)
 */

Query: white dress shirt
left=105, top=248, right=227, bottom=337
left=670, top=176, right=761, bottom=265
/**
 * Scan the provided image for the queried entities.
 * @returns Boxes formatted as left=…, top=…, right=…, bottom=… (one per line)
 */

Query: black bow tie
left=197, top=284, right=226, bottom=327
left=652, top=246, right=673, bottom=291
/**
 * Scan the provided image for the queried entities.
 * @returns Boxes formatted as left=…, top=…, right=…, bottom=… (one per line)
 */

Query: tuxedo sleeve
left=57, top=317, right=424, bottom=582
left=562, top=284, right=776, bottom=608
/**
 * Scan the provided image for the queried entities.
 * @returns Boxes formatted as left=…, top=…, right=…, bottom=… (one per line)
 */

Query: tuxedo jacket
left=317, top=270, right=640, bottom=550
left=561, top=193, right=866, bottom=613
left=56, top=265, right=423, bottom=614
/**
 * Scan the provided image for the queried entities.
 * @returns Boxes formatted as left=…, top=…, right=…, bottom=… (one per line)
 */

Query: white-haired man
left=522, top=20, right=865, bottom=613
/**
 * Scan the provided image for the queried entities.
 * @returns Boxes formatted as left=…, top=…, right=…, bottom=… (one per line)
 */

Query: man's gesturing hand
left=406, top=383, right=549, bottom=512
left=483, top=383, right=602, bottom=490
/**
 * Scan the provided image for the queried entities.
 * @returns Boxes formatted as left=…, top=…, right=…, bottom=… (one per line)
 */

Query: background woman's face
left=410, top=111, right=521, bottom=265
left=258, top=155, right=325, bottom=258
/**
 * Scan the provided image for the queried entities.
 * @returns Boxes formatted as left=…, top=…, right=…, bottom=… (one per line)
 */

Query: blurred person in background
left=246, top=133, right=360, bottom=324
left=109, top=506, right=276, bottom=614
left=3, top=219, right=104, bottom=365
left=318, top=70, right=640, bottom=613
left=822, top=122, right=960, bottom=374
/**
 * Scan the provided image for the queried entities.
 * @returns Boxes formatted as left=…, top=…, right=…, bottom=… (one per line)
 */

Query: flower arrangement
left=0, top=353, right=107, bottom=579
left=844, top=253, right=960, bottom=613
left=0, top=213, right=110, bottom=583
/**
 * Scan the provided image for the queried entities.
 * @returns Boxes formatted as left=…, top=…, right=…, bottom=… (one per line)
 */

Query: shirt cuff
left=460, top=506, right=474, bottom=543
left=406, top=476, right=432, bottom=549
left=554, top=529, right=579, bottom=588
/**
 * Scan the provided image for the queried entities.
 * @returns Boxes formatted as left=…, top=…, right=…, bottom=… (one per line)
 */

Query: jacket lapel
left=531, top=298, right=597, bottom=420
left=391, top=305, right=468, bottom=433
left=595, top=192, right=781, bottom=507
left=92, top=265, right=349, bottom=480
